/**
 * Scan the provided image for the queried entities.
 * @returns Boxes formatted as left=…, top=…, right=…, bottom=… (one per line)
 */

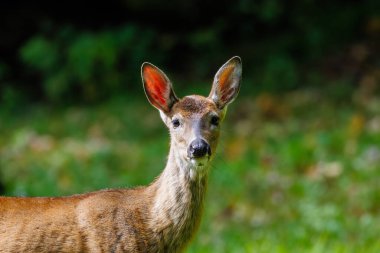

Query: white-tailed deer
left=0, top=56, right=242, bottom=253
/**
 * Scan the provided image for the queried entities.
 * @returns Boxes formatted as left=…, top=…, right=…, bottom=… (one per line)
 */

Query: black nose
left=188, top=139, right=211, bottom=158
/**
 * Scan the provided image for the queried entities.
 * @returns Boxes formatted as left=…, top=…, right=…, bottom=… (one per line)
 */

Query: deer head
left=141, top=56, right=242, bottom=178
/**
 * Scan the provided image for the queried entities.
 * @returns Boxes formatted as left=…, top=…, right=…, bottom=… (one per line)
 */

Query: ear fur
left=141, top=63, right=178, bottom=113
left=209, top=56, right=242, bottom=109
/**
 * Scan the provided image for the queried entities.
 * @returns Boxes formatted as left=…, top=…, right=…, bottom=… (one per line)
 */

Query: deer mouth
left=189, top=156, right=210, bottom=167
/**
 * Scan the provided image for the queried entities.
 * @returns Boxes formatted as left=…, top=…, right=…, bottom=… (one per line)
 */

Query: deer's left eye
left=210, top=116, right=219, bottom=126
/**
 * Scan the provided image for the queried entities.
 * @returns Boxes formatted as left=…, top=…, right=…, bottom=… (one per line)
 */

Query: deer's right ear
left=141, top=63, right=178, bottom=113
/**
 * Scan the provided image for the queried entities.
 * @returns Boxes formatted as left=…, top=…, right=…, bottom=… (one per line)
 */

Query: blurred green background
left=1, top=1, right=380, bottom=252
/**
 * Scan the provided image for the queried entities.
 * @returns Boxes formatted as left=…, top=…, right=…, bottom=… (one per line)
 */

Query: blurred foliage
left=0, top=0, right=379, bottom=105
left=19, top=25, right=161, bottom=103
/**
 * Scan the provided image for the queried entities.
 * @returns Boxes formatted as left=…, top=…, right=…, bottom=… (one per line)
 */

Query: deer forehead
left=171, top=95, right=218, bottom=119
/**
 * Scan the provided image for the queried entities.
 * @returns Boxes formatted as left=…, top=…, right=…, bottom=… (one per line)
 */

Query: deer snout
left=188, top=139, right=211, bottom=159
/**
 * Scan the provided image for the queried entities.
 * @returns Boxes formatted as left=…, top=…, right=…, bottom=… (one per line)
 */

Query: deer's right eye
left=172, top=119, right=180, bottom=128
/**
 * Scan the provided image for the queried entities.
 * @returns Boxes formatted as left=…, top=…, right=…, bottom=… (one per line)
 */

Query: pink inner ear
left=218, top=65, right=234, bottom=92
left=144, top=66, right=168, bottom=107
left=221, top=87, right=235, bottom=102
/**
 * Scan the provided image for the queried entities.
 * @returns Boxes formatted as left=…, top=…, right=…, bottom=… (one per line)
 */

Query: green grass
left=1, top=89, right=380, bottom=252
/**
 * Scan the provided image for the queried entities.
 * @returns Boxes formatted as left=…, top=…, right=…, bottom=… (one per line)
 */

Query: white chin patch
left=188, top=157, right=210, bottom=180
left=190, top=157, right=209, bottom=167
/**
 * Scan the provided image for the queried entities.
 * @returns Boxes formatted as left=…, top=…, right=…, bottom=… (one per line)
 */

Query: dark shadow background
left=1, top=0, right=379, bottom=105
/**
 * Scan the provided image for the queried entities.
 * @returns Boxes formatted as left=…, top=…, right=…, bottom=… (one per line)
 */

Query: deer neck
left=149, top=140, right=209, bottom=251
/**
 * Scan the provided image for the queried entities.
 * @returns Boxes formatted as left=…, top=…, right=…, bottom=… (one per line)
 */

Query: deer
left=0, top=56, right=242, bottom=253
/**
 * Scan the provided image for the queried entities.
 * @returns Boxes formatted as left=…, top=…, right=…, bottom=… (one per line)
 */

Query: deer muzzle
left=187, top=139, right=211, bottom=159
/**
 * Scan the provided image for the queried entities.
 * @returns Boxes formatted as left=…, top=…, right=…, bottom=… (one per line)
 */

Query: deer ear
left=209, top=56, right=242, bottom=109
left=141, top=62, right=178, bottom=113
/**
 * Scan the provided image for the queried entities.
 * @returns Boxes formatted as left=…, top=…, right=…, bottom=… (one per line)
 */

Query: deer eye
left=210, top=116, right=219, bottom=126
left=172, top=118, right=180, bottom=128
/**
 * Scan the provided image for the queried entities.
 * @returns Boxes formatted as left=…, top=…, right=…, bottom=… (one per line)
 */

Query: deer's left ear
left=141, top=62, right=178, bottom=114
left=209, top=56, right=242, bottom=109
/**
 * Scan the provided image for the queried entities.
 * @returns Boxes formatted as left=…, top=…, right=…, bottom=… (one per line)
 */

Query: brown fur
left=0, top=57, right=241, bottom=253
left=172, top=96, right=217, bottom=115
left=0, top=137, right=207, bottom=253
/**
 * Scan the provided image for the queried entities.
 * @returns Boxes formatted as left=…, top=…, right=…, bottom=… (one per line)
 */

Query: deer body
left=0, top=155, right=205, bottom=252
left=0, top=57, right=242, bottom=253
